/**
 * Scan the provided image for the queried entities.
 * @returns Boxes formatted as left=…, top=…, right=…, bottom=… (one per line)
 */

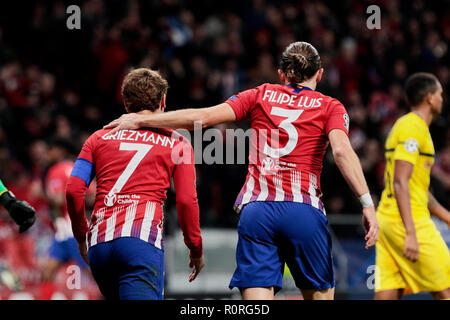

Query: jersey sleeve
left=172, top=142, right=203, bottom=258
left=66, top=175, right=89, bottom=243
left=325, top=100, right=350, bottom=136
left=71, top=134, right=96, bottom=187
left=225, top=87, right=259, bottom=121
left=393, top=123, right=422, bottom=165
left=66, top=134, right=98, bottom=243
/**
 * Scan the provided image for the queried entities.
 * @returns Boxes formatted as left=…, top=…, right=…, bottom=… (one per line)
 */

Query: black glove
left=0, top=191, right=36, bottom=233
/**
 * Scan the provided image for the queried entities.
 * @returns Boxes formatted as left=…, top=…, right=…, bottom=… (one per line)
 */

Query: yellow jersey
left=377, top=112, right=435, bottom=220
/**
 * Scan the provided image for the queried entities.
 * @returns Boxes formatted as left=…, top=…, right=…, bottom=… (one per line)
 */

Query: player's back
left=92, top=128, right=177, bottom=207
left=377, top=112, right=435, bottom=219
left=79, top=127, right=182, bottom=248
left=227, top=83, right=349, bottom=213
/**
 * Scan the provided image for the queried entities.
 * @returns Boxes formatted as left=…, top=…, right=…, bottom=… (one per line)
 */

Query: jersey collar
left=410, top=111, right=429, bottom=127
left=286, top=83, right=313, bottom=93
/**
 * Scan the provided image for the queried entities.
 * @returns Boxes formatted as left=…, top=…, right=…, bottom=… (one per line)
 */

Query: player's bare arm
left=393, top=159, right=419, bottom=262
left=428, top=191, right=450, bottom=229
left=104, top=103, right=236, bottom=134
left=189, top=255, right=205, bottom=282
left=328, top=129, right=379, bottom=249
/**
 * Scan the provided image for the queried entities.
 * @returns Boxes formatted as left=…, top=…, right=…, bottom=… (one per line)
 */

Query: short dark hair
left=405, top=72, right=439, bottom=107
left=279, top=41, right=322, bottom=85
left=121, top=68, right=169, bottom=112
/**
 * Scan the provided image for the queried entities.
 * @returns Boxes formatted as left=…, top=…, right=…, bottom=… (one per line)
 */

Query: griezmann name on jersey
left=67, top=127, right=202, bottom=257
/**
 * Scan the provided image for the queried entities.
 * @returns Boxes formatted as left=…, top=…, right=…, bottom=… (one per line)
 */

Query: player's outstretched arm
left=0, top=179, right=36, bottom=233
left=103, top=103, right=236, bottom=135
left=393, top=160, right=419, bottom=262
left=428, top=191, right=450, bottom=229
left=328, top=129, right=379, bottom=249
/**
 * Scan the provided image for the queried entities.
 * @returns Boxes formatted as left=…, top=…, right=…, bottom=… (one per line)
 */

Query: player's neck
left=136, top=109, right=162, bottom=116
left=411, top=106, right=433, bottom=126
left=297, top=79, right=317, bottom=90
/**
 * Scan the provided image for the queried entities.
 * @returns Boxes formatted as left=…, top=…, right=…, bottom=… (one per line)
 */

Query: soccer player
left=103, top=42, right=379, bottom=300
left=66, top=68, right=204, bottom=300
left=374, top=72, right=450, bottom=300
left=40, top=138, right=90, bottom=299
left=0, top=178, right=36, bottom=232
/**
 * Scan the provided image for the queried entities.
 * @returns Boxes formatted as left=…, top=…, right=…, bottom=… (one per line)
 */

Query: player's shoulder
left=393, top=112, right=426, bottom=133
left=90, top=128, right=112, bottom=140
left=93, top=127, right=190, bottom=149
left=168, top=130, right=194, bottom=150
left=263, top=83, right=339, bottom=100
left=313, top=91, right=345, bottom=113
left=317, top=92, right=343, bottom=106
left=149, top=128, right=193, bottom=149
left=255, top=83, right=272, bottom=90
left=260, top=83, right=278, bottom=90
left=255, top=82, right=293, bottom=95
left=87, top=127, right=175, bottom=140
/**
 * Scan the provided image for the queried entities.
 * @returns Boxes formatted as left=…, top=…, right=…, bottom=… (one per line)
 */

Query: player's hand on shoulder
left=103, top=113, right=143, bottom=136
left=362, top=206, right=379, bottom=249
left=0, top=191, right=36, bottom=233
left=188, top=254, right=205, bottom=282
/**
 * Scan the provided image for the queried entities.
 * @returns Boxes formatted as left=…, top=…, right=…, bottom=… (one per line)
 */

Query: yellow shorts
left=375, top=214, right=450, bottom=294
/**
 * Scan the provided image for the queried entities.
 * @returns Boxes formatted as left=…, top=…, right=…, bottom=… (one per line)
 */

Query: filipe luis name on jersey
left=101, top=129, right=175, bottom=148
left=262, top=89, right=322, bottom=108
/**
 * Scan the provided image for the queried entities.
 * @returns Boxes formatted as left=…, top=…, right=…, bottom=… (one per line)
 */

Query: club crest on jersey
left=104, top=190, right=117, bottom=207
left=260, top=156, right=293, bottom=175
left=404, top=138, right=419, bottom=154
left=262, top=157, right=276, bottom=173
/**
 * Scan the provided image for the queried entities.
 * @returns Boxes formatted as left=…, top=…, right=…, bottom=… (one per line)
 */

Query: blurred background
left=0, top=0, right=449, bottom=299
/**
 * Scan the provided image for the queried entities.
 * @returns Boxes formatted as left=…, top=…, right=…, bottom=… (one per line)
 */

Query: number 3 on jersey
left=264, top=107, right=304, bottom=158
left=104, top=143, right=153, bottom=207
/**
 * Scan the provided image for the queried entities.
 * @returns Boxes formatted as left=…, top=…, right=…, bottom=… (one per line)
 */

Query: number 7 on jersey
left=104, top=143, right=153, bottom=207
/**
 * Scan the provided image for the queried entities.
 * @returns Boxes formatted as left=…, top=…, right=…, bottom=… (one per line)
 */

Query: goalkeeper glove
left=0, top=191, right=36, bottom=233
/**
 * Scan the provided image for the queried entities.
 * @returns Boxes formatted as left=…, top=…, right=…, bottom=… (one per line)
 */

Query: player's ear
left=123, top=100, right=130, bottom=113
left=423, top=91, right=434, bottom=108
left=315, top=68, right=324, bottom=83
left=159, top=94, right=166, bottom=112
left=278, top=69, right=286, bottom=84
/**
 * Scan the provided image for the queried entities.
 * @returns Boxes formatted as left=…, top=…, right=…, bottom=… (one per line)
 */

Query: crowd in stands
left=0, top=0, right=449, bottom=234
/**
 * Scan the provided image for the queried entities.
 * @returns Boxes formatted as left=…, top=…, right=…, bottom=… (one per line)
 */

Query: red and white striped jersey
left=67, top=127, right=202, bottom=257
left=225, top=83, right=349, bottom=215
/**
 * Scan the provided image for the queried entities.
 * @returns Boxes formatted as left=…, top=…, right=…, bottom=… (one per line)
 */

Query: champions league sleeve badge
left=343, top=114, right=350, bottom=131
left=404, top=138, right=419, bottom=154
